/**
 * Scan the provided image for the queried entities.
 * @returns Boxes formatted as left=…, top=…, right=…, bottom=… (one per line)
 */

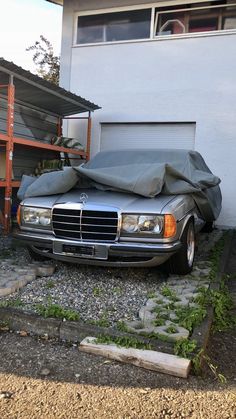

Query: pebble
left=0, top=230, right=221, bottom=329
left=40, top=368, right=50, bottom=376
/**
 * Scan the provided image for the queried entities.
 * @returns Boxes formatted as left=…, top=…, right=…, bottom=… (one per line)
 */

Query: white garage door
left=100, top=123, right=195, bottom=151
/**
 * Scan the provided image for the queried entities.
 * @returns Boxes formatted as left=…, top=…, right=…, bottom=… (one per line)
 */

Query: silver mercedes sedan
left=14, top=149, right=221, bottom=275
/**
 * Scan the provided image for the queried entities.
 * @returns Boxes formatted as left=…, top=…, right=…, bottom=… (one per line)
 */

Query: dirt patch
left=0, top=323, right=235, bottom=419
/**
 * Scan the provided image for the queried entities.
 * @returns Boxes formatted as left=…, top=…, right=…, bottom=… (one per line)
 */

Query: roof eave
left=46, top=0, right=63, bottom=5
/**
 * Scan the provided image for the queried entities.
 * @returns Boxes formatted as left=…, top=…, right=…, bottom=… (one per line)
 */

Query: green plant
left=45, top=280, right=55, bottom=289
left=153, top=318, right=166, bottom=327
left=147, top=291, right=157, bottom=299
left=175, top=306, right=207, bottom=333
left=166, top=325, right=178, bottom=334
left=210, top=286, right=235, bottom=331
left=0, top=298, right=24, bottom=308
left=160, top=285, right=178, bottom=300
left=92, top=287, right=102, bottom=297
left=164, top=302, right=176, bottom=311
left=116, top=320, right=129, bottom=332
left=155, top=298, right=164, bottom=304
left=95, top=335, right=152, bottom=350
left=203, top=354, right=227, bottom=383
left=89, top=318, right=110, bottom=328
left=35, top=303, right=79, bottom=321
left=174, top=338, right=197, bottom=358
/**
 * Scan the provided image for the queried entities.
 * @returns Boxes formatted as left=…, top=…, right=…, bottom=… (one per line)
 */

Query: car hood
left=22, top=188, right=175, bottom=214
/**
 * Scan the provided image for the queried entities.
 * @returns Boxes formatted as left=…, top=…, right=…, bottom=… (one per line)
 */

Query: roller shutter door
left=100, top=123, right=195, bottom=151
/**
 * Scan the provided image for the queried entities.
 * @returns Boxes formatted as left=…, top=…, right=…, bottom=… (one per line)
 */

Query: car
left=14, top=149, right=222, bottom=275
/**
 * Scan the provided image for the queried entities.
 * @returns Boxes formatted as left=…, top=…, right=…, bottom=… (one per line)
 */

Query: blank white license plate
left=53, top=241, right=108, bottom=260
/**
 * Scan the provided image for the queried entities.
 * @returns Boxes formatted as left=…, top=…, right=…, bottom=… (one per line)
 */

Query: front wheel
left=27, top=246, right=50, bottom=261
left=166, top=220, right=195, bottom=275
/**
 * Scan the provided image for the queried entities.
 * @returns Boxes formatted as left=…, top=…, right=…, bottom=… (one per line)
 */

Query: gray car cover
left=18, top=149, right=222, bottom=221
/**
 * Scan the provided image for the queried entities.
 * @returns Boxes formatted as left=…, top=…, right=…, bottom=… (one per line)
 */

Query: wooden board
left=79, top=337, right=191, bottom=379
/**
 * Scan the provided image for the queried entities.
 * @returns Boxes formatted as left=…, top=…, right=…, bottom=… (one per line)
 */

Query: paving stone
left=153, top=321, right=189, bottom=341
left=145, top=298, right=158, bottom=310
left=0, top=259, right=55, bottom=297
left=139, top=307, right=156, bottom=324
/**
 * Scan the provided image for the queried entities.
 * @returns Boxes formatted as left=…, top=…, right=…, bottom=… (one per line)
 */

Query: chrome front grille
left=52, top=207, right=118, bottom=242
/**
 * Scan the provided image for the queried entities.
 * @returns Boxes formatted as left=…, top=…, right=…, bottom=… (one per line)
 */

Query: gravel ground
left=0, top=230, right=221, bottom=327
left=0, top=319, right=235, bottom=419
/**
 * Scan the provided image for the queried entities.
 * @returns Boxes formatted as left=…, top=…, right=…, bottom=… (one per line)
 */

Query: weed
left=166, top=325, right=178, bottom=334
left=89, top=318, right=110, bottom=328
left=164, top=302, right=176, bottom=311
left=174, top=306, right=207, bottom=333
left=116, top=320, right=129, bottom=332
left=210, top=286, right=235, bottom=331
left=92, top=287, right=102, bottom=297
left=95, top=335, right=152, bottom=350
left=203, top=354, right=227, bottom=383
left=174, top=338, right=197, bottom=358
left=35, top=303, right=79, bottom=321
left=155, top=299, right=164, bottom=304
left=153, top=318, right=166, bottom=327
left=0, top=298, right=24, bottom=308
left=45, top=280, right=55, bottom=289
left=160, top=285, right=180, bottom=301
left=147, top=291, right=157, bottom=299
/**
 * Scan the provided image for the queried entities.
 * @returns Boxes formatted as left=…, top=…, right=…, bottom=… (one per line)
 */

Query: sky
left=0, top=0, right=62, bottom=72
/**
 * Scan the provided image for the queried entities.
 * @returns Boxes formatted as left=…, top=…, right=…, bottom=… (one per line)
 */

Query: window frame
left=154, top=2, right=236, bottom=37
left=73, top=1, right=236, bottom=46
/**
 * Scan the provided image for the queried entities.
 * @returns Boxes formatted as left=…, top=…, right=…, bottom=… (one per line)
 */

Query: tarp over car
left=18, top=149, right=222, bottom=221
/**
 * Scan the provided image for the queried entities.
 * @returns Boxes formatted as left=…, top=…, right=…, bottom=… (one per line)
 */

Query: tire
left=27, top=246, right=50, bottom=261
left=201, top=221, right=214, bottom=233
left=167, top=219, right=195, bottom=275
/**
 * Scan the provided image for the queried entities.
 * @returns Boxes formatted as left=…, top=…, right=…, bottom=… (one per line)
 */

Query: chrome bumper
left=13, top=229, right=182, bottom=267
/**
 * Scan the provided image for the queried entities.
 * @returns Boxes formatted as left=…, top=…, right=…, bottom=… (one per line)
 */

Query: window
left=155, top=1, right=236, bottom=37
left=75, top=2, right=236, bottom=45
left=77, top=9, right=152, bottom=44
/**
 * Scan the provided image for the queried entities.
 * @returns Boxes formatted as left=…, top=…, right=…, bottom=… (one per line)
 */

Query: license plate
left=62, top=244, right=95, bottom=257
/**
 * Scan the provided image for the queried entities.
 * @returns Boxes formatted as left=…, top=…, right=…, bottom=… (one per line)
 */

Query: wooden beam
left=79, top=337, right=191, bottom=378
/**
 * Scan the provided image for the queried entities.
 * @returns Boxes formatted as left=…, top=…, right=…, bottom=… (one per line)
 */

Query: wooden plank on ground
left=79, top=337, right=191, bottom=378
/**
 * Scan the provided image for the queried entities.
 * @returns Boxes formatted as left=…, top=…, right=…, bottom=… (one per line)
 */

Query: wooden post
left=4, top=76, right=15, bottom=235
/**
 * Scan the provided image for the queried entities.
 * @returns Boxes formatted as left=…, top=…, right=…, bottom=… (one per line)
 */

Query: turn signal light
left=16, top=205, right=21, bottom=226
left=164, top=214, right=176, bottom=238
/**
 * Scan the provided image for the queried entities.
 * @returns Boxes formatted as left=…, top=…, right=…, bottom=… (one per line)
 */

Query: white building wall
left=60, top=0, right=236, bottom=227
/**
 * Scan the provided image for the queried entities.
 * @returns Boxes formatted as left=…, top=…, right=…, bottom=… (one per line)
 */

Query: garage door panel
left=101, top=123, right=195, bottom=151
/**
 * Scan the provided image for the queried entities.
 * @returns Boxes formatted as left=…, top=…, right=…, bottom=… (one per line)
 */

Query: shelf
left=0, top=60, right=97, bottom=234
left=0, top=180, right=21, bottom=187
left=13, top=136, right=87, bottom=156
left=0, top=133, right=87, bottom=157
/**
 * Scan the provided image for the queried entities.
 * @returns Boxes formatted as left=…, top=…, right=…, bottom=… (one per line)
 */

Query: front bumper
left=13, top=229, right=182, bottom=267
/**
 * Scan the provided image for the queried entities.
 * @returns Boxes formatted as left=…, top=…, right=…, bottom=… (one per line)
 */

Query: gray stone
left=139, top=307, right=156, bottom=325
left=153, top=321, right=189, bottom=341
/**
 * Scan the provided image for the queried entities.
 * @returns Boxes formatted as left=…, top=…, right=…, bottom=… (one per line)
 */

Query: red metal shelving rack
left=0, top=75, right=93, bottom=235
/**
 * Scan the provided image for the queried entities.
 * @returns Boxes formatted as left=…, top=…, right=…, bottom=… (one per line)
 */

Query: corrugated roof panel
left=0, top=58, right=100, bottom=117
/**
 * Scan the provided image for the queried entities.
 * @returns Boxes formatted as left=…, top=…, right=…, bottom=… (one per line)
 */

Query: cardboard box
left=0, top=153, right=14, bottom=179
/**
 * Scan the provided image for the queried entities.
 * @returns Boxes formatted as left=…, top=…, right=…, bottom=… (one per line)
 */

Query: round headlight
left=138, top=215, right=163, bottom=234
left=122, top=215, right=139, bottom=233
left=39, top=214, right=51, bottom=226
left=23, top=209, right=39, bottom=224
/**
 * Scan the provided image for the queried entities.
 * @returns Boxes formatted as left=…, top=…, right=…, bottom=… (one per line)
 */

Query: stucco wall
left=60, top=1, right=236, bottom=227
